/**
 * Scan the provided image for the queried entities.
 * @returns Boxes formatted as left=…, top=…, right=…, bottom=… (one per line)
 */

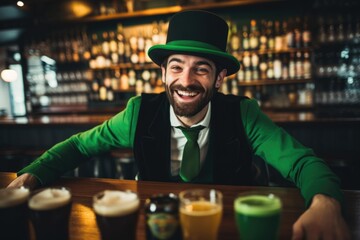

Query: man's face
left=162, top=54, right=225, bottom=118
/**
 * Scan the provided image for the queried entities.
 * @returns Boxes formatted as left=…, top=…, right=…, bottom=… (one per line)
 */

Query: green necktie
left=176, top=125, right=205, bottom=182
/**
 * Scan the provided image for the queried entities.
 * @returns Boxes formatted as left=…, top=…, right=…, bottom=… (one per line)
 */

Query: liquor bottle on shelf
left=249, top=19, right=259, bottom=50
left=286, top=18, right=295, bottom=48
left=107, top=86, right=115, bottom=102
left=259, top=20, right=268, bottom=51
left=259, top=54, right=268, bottom=80
left=229, top=22, right=241, bottom=59
left=288, top=52, right=296, bottom=79
left=274, top=20, right=283, bottom=51
left=273, top=53, right=282, bottom=80
left=158, top=20, right=167, bottom=44
left=71, top=29, right=80, bottom=62
left=318, top=16, right=327, bottom=44
left=302, top=16, right=311, bottom=48
left=144, top=28, right=154, bottom=63
left=109, top=30, right=119, bottom=64
left=128, top=69, right=136, bottom=87
left=281, top=53, right=289, bottom=80
left=117, top=23, right=126, bottom=63
left=231, top=78, right=239, bottom=95
left=81, top=27, right=91, bottom=61
left=120, top=69, right=130, bottom=90
left=112, top=69, right=120, bottom=91
left=242, top=52, right=251, bottom=81
left=336, top=14, right=345, bottom=42
left=345, top=14, right=354, bottom=41
left=49, top=33, right=58, bottom=62
left=101, top=31, right=111, bottom=67
left=129, top=33, right=139, bottom=64
left=143, top=70, right=152, bottom=93
left=155, top=70, right=164, bottom=92
left=151, top=21, right=161, bottom=46
left=303, top=51, right=311, bottom=79
left=137, top=30, right=146, bottom=65
left=295, top=51, right=303, bottom=79
left=57, top=33, right=67, bottom=63
left=266, top=53, right=274, bottom=80
left=266, top=20, right=275, bottom=50
left=149, top=70, right=157, bottom=87
left=242, top=24, right=250, bottom=51
left=281, top=20, right=289, bottom=50
left=64, top=31, right=73, bottom=62
left=251, top=53, right=259, bottom=80
left=90, top=33, right=100, bottom=68
left=237, top=63, right=245, bottom=82
left=327, top=17, right=336, bottom=42
left=293, top=17, right=302, bottom=48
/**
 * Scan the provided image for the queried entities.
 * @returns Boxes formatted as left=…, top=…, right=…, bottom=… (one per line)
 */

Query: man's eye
left=170, top=66, right=182, bottom=72
left=195, top=67, right=209, bottom=74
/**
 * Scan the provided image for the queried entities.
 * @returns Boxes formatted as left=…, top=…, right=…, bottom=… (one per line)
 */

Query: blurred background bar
left=0, top=0, right=359, bottom=188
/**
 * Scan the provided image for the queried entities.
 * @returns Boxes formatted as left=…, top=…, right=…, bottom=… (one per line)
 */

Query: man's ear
left=215, top=69, right=227, bottom=88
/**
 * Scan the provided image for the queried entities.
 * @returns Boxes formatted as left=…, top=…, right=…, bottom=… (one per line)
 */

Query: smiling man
left=9, top=10, right=350, bottom=239
left=164, top=54, right=224, bottom=125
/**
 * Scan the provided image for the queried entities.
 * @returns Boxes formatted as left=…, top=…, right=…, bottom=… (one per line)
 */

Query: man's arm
left=7, top=96, right=141, bottom=187
left=240, top=99, right=350, bottom=239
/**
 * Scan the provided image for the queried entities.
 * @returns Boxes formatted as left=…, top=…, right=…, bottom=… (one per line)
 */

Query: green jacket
left=19, top=93, right=343, bottom=207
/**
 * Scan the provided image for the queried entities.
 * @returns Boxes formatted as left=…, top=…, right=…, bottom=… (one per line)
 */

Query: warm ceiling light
left=68, top=1, right=92, bottom=18
left=1, top=69, right=18, bottom=82
left=17, top=1, right=24, bottom=7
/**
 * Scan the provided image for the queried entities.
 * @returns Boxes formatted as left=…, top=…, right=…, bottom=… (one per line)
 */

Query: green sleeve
left=240, top=99, right=343, bottom=208
left=18, top=96, right=142, bottom=185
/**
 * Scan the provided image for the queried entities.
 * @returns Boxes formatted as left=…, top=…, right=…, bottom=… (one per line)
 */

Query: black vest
left=134, top=92, right=256, bottom=185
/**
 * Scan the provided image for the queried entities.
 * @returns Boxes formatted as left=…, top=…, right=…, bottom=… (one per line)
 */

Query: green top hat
left=148, top=10, right=240, bottom=76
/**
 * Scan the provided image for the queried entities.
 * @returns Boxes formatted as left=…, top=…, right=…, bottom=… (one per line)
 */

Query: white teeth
left=177, top=90, right=198, bottom=97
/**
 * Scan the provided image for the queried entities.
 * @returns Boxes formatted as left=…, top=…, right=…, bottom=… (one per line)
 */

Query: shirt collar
left=170, top=102, right=211, bottom=128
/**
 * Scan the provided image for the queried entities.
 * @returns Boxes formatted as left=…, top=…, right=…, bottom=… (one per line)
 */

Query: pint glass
left=0, top=187, right=30, bottom=240
left=28, top=187, right=72, bottom=240
left=234, top=193, right=282, bottom=240
left=93, top=190, right=140, bottom=240
left=179, top=189, right=223, bottom=240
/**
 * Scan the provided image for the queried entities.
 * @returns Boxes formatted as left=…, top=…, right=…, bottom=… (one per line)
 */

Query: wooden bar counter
left=1, top=172, right=359, bottom=240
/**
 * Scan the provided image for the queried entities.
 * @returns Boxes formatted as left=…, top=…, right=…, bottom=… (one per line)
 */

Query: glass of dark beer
left=28, top=187, right=72, bottom=240
left=93, top=190, right=140, bottom=240
left=0, top=187, right=31, bottom=240
left=144, top=193, right=182, bottom=240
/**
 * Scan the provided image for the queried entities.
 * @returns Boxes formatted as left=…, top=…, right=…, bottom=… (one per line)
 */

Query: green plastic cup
left=234, top=193, right=282, bottom=240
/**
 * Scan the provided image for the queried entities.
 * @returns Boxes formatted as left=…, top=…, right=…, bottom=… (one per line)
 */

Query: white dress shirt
left=170, top=103, right=211, bottom=176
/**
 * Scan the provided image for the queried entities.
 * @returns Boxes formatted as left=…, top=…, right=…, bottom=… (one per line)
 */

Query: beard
left=165, top=80, right=216, bottom=117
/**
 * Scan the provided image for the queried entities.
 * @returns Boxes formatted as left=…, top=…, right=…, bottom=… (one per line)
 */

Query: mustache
left=170, top=84, right=204, bottom=92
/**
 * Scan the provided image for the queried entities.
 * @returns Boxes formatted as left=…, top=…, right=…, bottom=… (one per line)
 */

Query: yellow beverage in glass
left=179, top=189, right=222, bottom=240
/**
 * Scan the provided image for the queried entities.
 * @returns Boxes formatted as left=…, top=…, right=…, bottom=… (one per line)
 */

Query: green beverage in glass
left=234, top=193, right=282, bottom=240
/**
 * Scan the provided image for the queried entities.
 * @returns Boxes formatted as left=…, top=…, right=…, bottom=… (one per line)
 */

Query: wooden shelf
left=238, top=78, right=312, bottom=86
left=71, top=0, right=285, bottom=23
left=90, top=63, right=159, bottom=71
left=239, top=47, right=313, bottom=55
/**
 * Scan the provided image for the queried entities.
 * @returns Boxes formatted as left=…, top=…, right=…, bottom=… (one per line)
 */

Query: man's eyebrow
left=168, top=57, right=184, bottom=64
left=168, top=58, right=213, bottom=69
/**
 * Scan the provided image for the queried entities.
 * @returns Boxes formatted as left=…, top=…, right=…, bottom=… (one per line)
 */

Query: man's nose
left=179, top=69, right=194, bottom=86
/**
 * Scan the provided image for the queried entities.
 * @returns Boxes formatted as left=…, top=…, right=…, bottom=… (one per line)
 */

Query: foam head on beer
left=93, top=190, right=140, bottom=217
left=28, top=188, right=71, bottom=210
left=0, top=187, right=30, bottom=208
